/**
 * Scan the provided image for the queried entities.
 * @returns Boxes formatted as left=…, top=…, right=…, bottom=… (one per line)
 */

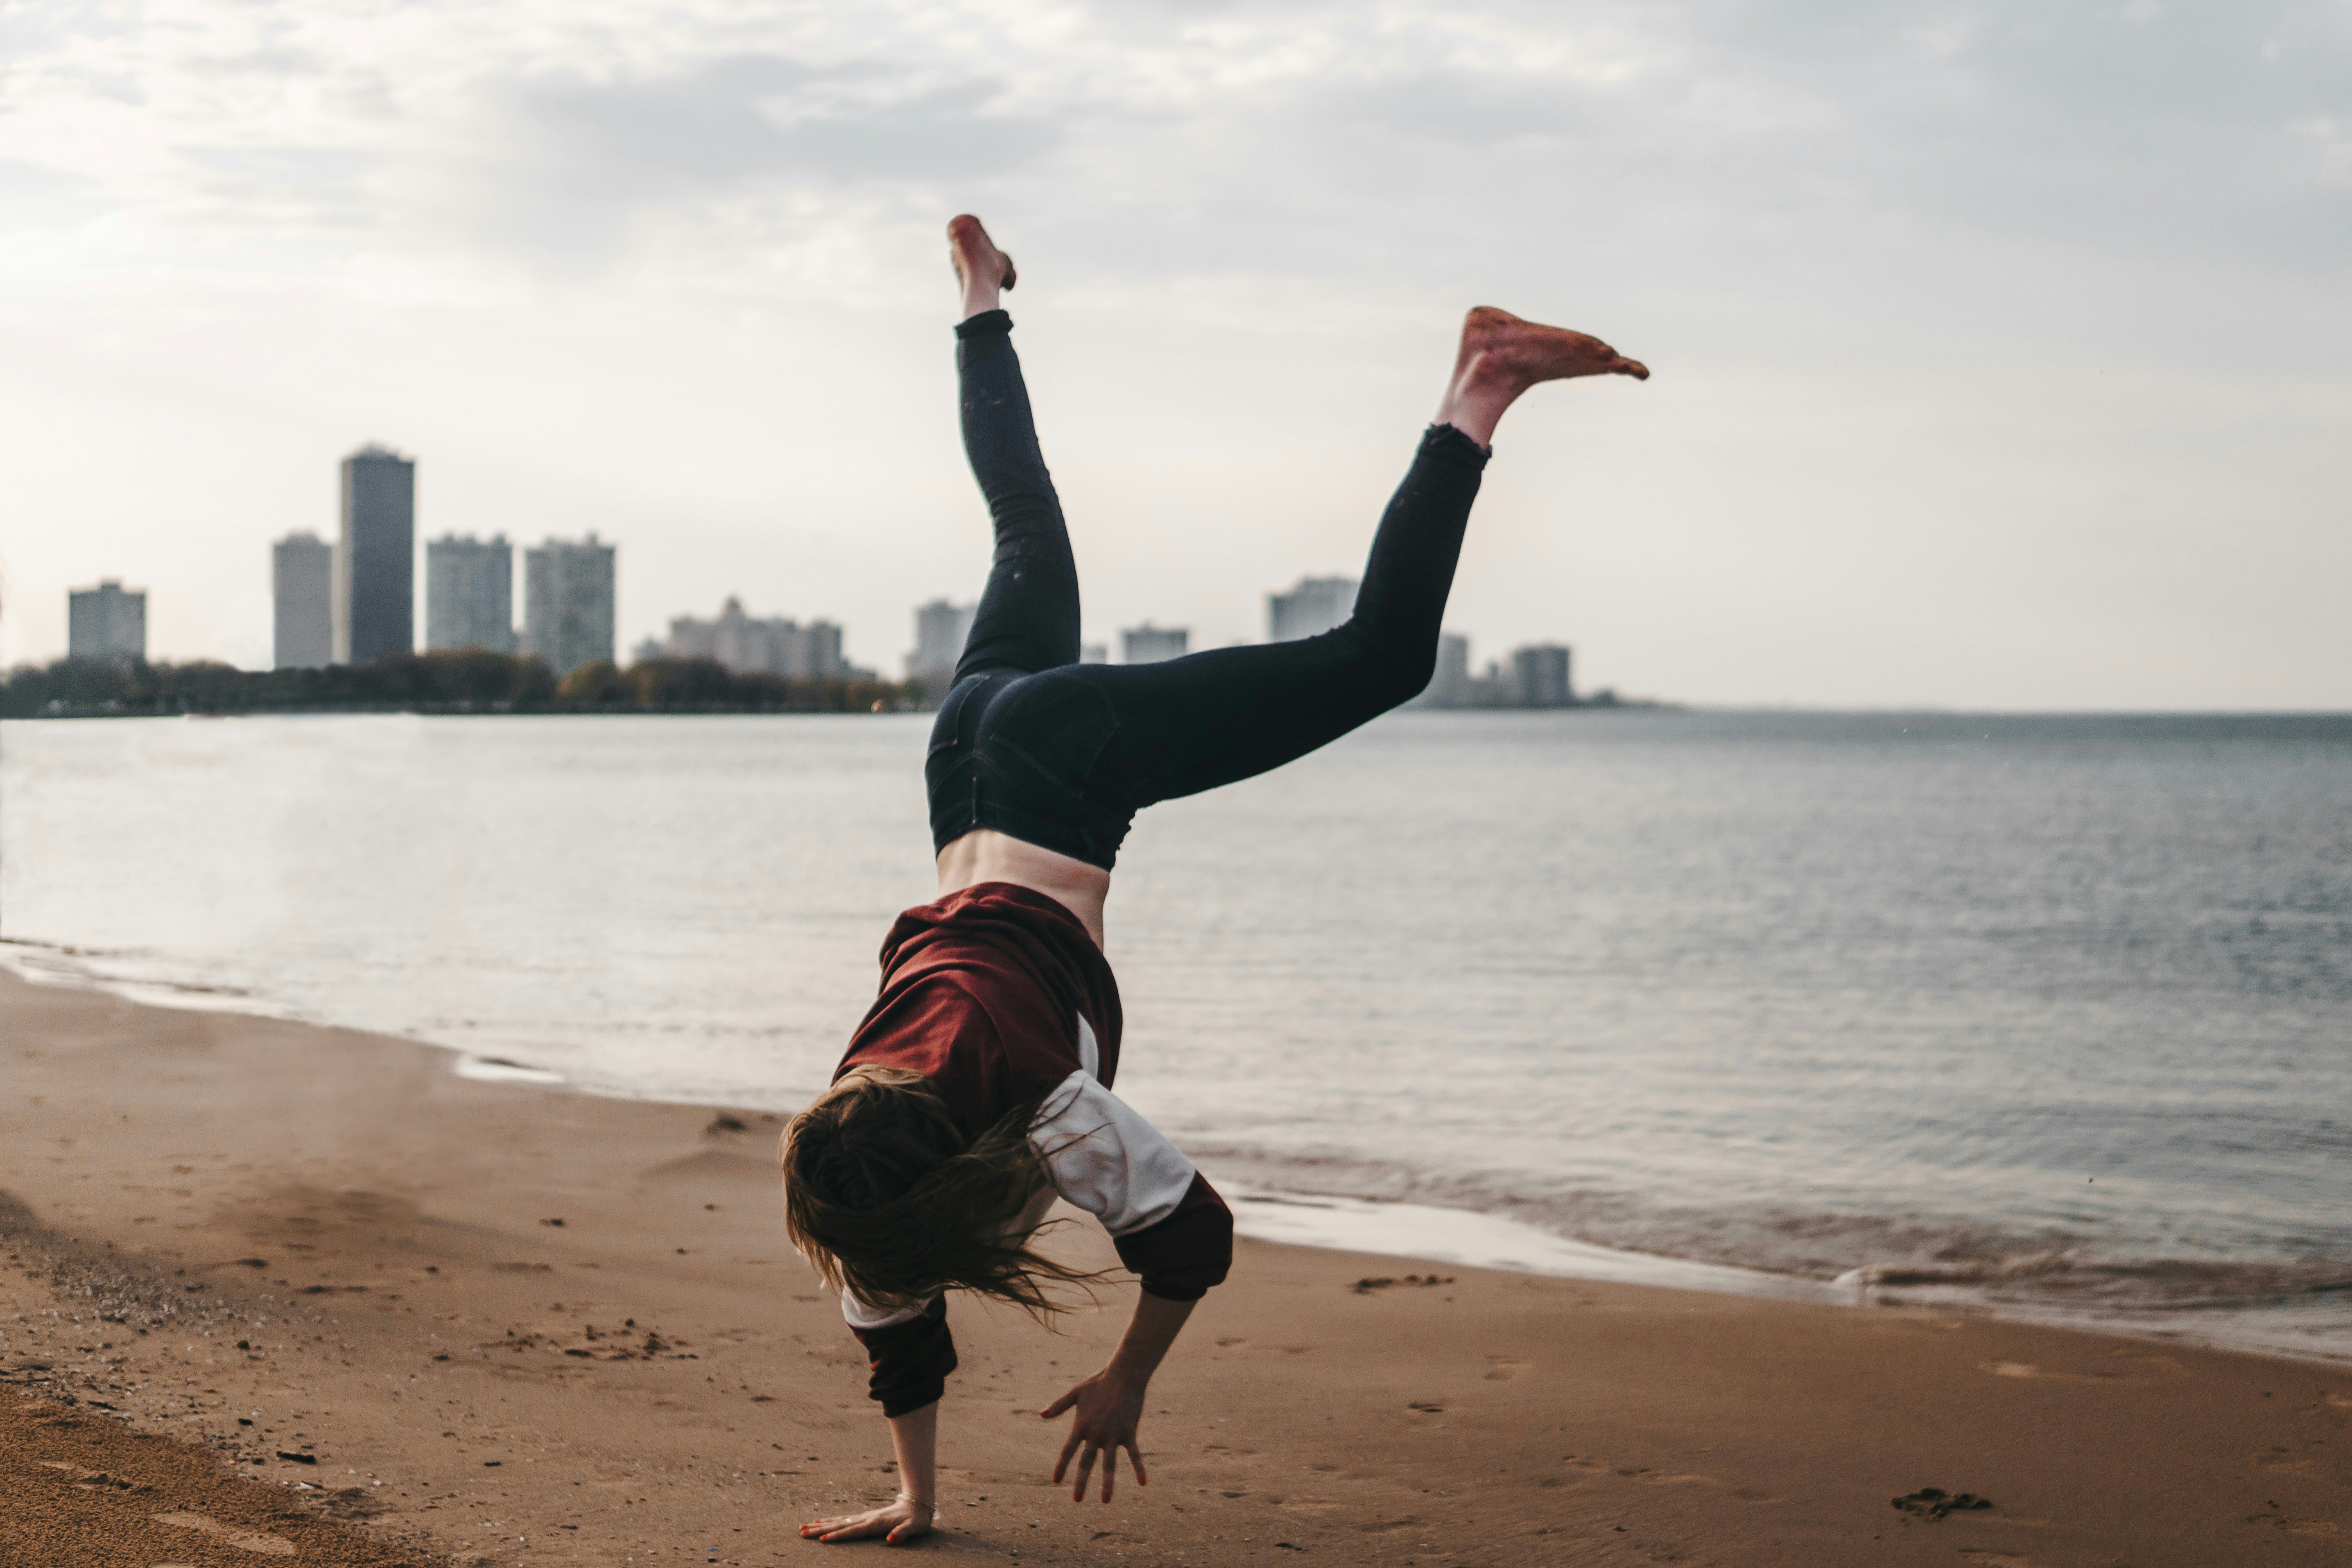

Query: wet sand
left=3, top=969, right=2347, bottom=1566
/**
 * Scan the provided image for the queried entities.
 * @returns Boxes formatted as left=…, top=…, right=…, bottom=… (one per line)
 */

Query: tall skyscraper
left=1267, top=575, right=1359, bottom=642
left=273, top=533, right=333, bottom=669
left=67, top=580, right=146, bottom=664
left=1121, top=623, right=1189, bottom=664
left=522, top=534, right=617, bottom=676
left=334, top=443, right=415, bottom=665
left=426, top=535, right=516, bottom=653
left=908, top=599, right=977, bottom=701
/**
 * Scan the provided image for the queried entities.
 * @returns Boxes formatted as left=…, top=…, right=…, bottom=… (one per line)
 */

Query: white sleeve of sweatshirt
left=1027, top=1069, right=1198, bottom=1238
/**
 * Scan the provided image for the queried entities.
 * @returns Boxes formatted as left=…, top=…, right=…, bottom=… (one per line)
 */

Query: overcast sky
left=3, top=0, right=2345, bottom=706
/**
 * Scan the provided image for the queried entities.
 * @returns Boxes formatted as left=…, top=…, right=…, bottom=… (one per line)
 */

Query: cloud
left=482, top=55, right=1065, bottom=257
left=1, top=0, right=2345, bottom=698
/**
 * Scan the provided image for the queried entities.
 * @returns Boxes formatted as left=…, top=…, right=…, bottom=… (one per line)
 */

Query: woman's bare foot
left=1434, top=305, right=1647, bottom=447
left=949, top=214, right=1018, bottom=320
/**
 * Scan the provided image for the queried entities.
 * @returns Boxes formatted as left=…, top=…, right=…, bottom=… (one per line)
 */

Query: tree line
left=0, top=650, right=914, bottom=718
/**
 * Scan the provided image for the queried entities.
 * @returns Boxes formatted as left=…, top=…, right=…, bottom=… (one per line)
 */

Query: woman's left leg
left=1038, top=304, right=1646, bottom=858
left=1065, top=420, right=1484, bottom=818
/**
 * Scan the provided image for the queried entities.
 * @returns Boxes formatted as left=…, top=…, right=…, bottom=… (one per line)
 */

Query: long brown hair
left=780, top=1067, right=1101, bottom=1320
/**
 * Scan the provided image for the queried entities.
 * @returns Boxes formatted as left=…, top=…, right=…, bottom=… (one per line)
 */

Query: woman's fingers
left=1039, top=1390, right=1076, bottom=1419
left=1100, top=1444, right=1118, bottom=1503
left=802, top=1510, right=890, bottom=1542
left=1053, top=1426, right=1083, bottom=1482
left=1071, top=1441, right=1098, bottom=1501
left=1124, top=1438, right=1149, bottom=1487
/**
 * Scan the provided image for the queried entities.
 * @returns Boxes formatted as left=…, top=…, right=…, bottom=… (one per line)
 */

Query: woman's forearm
left=1108, top=1291, right=1196, bottom=1386
left=888, top=1400, right=939, bottom=1505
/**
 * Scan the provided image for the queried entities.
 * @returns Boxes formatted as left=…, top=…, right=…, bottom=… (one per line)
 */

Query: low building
left=68, top=580, right=146, bottom=664
left=1267, top=576, right=1358, bottom=642
left=272, top=534, right=333, bottom=670
left=1417, top=632, right=1473, bottom=707
left=658, top=597, right=849, bottom=679
left=1121, top=623, right=1189, bottom=664
left=1414, top=632, right=1576, bottom=708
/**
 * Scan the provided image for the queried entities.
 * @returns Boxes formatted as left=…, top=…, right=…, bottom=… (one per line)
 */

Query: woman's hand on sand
left=1042, top=1365, right=1149, bottom=1502
left=799, top=1495, right=934, bottom=1545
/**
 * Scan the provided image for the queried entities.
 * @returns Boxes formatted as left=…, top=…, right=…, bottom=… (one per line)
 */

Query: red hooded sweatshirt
left=831, top=882, right=1232, bottom=1416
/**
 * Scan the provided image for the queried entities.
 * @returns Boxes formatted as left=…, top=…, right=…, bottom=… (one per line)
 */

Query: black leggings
left=926, top=309, right=1488, bottom=870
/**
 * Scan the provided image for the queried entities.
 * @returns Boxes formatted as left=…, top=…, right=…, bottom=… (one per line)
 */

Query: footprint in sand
left=2253, top=1445, right=2320, bottom=1477
left=1981, top=1360, right=2124, bottom=1383
left=151, top=1512, right=294, bottom=1557
left=1981, top=1353, right=2185, bottom=1384
left=1484, top=1356, right=1528, bottom=1381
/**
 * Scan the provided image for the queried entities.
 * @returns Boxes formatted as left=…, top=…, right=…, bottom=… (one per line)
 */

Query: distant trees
left=0, top=651, right=910, bottom=718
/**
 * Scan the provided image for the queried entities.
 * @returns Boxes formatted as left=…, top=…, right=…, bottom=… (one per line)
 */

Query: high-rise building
left=1267, top=576, right=1358, bottom=642
left=425, top=535, right=516, bottom=653
left=1509, top=644, right=1574, bottom=708
left=334, top=444, right=416, bottom=665
left=272, top=533, right=333, bottom=669
left=657, top=597, right=848, bottom=678
left=1079, top=643, right=1109, bottom=665
left=908, top=599, right=977, bottom=700
left=67, top=580, right=146, bottom=664
left=521, top=535, right=617, bottom=677
left=1121, top=623, right=1189, bottom=664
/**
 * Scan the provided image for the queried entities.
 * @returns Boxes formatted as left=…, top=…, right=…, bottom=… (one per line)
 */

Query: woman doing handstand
left=787, top=216, right=1646, bottom=1545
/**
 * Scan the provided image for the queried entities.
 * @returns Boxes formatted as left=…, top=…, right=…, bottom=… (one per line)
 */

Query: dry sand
left=2, top=968, right=2347, bottom=1567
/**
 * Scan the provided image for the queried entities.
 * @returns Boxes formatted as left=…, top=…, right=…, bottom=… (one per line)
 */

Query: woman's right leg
left=927, top=218, right=1098, bottom=860
left=948, top=217, right=1079, bottom=683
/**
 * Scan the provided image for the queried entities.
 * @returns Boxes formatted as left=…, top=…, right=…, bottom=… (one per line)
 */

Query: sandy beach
left=3, top=968, right=2347, bottom=1568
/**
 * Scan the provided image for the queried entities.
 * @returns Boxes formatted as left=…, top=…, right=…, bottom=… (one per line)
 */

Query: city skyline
left=4, top=3, right=2343, bottom=707
left=56, top=457, right=1557, bottom=693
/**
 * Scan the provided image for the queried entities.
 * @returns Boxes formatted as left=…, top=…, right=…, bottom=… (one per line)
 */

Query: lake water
left=4, top=709, right=2347, bottom=1362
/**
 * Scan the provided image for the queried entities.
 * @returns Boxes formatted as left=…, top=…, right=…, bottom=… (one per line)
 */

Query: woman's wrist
left=1103, top=1354, right=1155, bottom=1390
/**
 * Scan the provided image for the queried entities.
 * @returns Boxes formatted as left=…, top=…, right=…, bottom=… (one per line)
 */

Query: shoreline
left=5, top=968, right=2350, bottom=1565
left=8, top=938, right=2346, bottom=1375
